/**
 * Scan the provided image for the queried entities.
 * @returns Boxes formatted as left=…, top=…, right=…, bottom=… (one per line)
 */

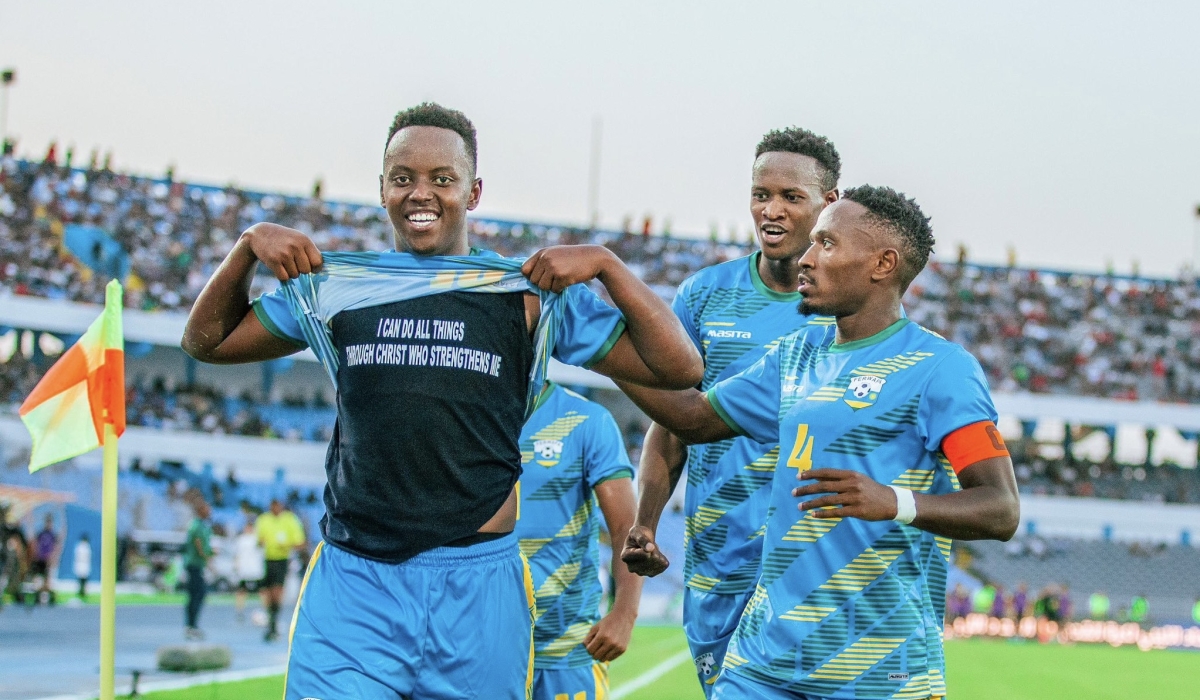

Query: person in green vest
left=182, top=499, right=213, bottom=640
left=1129, top=594, right=1149, bottom=625
left=973, top=583, right=997, bottom=615
left=1088, top=590, right=1111, bottom=620
left=1191, top=596, right=1200, bottom=626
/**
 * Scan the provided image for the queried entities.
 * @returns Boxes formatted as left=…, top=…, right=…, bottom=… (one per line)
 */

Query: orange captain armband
left=942, top=420, right=1009, bottom=474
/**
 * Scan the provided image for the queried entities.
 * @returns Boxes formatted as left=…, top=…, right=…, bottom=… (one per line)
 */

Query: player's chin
left=798, top=296, right=833, bottom=316
left=759, top=238, right=803, bottom=260
left=397, top=226, right=449, bottom=256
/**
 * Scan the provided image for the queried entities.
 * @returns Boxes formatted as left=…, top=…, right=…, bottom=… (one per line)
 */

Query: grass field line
left=30, top=664, right=286, bottom=700
left=610, top=647, right=693, bottom=699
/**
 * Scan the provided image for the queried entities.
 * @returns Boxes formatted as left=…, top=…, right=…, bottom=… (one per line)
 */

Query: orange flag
left=19, top=280, right=125, bottom=472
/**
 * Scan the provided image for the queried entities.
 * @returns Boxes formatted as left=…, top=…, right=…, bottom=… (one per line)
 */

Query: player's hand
left=620, top=524, right=670, bottom=577
left=521, top=244, right=617, bottom=293
left=793, top=468, right=898, bottom=521
left=583, top=610, right=635, bottom=662
left=242, top=223, right=324, bottom=282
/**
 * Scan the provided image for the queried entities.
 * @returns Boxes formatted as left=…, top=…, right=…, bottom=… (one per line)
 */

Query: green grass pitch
left=137, top=626, right=1200, bottom=699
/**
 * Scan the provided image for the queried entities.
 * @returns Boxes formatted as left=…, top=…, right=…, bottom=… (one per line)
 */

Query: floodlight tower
left=587, top=115, right=602, bottom=230
left=0, top=69, right=15, bottom=153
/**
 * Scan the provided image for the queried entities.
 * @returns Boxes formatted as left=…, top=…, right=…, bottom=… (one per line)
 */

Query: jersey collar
left=828, top=318, right=910, bottom=353
left=532, top=380, right=557, bottom=412
left=749, top=251, right=802, bottom=302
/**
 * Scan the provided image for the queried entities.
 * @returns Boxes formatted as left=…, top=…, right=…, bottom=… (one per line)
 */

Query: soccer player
left=255, top=499, right=306, bottom=642
left=182, top=103, right=701, bottom=700
left=620, top=187, right=1020, bottom=699
left=517, top=381, right=642, bottom=700
left=621, top=127, right=840, bottom=694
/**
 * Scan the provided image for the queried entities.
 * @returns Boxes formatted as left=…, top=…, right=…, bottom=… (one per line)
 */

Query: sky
left=1, top=1, right=1197, bottom=276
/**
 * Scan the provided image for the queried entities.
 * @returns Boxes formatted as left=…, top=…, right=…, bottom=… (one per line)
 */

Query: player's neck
left=756, top=252, right=801, bottom=294
left=834, top=298, right=903, bottom=346
left=392, top=234, right=471, bottom=256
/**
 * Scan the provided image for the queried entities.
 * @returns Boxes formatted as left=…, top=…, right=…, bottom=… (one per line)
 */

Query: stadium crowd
left=4, top=157, right=1200, bottom=403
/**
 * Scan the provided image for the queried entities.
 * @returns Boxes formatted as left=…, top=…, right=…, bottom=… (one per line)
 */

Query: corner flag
left=19, top=280, right=125, bottom=472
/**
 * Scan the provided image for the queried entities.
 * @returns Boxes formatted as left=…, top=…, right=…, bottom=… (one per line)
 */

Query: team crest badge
left=533, top=439, right=564, bottom=467
left=694, top=652, right=717, bottom=678
left=845, top=375, right=886, bottom=410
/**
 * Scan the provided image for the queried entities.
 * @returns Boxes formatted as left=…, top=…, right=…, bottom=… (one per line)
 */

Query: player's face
left=797, top=200, right=885, bottom=316
left=750, top=152, right=835, bottom=263
left=380, top=126, right=481, bottom=256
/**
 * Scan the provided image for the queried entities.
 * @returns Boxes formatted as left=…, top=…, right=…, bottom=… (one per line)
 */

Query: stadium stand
left=964, top=537, right=1200, bottom=624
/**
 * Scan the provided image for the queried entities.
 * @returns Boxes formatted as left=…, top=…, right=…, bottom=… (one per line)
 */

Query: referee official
left=255, top=499, right=306, bottom=642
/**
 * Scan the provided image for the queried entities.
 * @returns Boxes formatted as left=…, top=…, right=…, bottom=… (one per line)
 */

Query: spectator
left=232, top=521, right=265, bottom=622
left=1192, top=595, right=1200, bottom=626
left=946, top=584, right=972, bottom=622
left=30, top=514, right=60, bottom=605
left=1129, top=593, right=1149, bottom=625
left=1089, top=590, right=1111, bottom=620
left=1011, top=582, right=1029, bottom=618
left=73, top=533, right=92, bottom=600
left=972, top=583, right=997, bottom=615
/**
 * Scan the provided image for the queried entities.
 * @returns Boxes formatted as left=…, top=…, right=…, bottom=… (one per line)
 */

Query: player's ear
left=872, top=248, right=900, bottom=282
left=467, top=178, right=483, bottom=211
left=378, top=174, right=385, bottom=207
left=823, top=188, right=839, bottom=204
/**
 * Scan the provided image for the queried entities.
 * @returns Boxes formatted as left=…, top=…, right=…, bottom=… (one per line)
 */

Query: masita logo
left=694, top=652, right=717, bottom=677
left=888, top=672, right=910, bottom=682
left=706, top=329, right=752, bottom=339
left=534, top=439, right=564, bottom=466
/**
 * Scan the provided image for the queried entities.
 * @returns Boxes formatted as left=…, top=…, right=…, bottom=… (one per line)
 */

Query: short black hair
left=755, top=128, right=841, bottom=192
left=385, top=102, right=477, bottom=172
left=842, top=184, right=934, bottom=288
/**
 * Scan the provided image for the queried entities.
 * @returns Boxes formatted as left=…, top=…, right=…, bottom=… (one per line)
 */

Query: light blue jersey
left=516, top=383, right=634, bottom=671
left=708, top=319, right=996, bottom=699
left=672, top=252, right=828, bottom=594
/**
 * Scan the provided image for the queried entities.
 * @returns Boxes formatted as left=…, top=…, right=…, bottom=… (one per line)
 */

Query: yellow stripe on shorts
left=282, top=541, right=324, bottom=699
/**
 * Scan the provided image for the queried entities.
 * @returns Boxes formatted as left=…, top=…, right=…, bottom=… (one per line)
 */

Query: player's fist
left=583, top=611, right=635, bottom=663
left=241, top=223, right=324, bottom=282
left=521, top=244, right=617, bottom=293
left=621, top=524, right=670, bottom=577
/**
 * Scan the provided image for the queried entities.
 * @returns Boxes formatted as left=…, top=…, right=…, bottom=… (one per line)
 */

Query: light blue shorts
left=531, top=662, right=609, bottom=700
left=683, top=587, right=755, bottom=698
left=285, top=535, right=533, bottom=700
left=714, top=669, right=943, bottom=700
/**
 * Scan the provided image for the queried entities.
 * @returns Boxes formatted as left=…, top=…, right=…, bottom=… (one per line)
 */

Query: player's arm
left=521, top=245, right=702, bottom=390
left=585, top=477, right=643, bottom=663
left=613, top=381, right=738, bottom=445
left=622, top=423, right=686, bottom=577
left=181, top=223, right=321, bottom=364
left=792, top=421, right=1021, bottom=541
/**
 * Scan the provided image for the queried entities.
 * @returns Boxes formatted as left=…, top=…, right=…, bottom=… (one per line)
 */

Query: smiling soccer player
left=182, top=103, right=701, bottom=700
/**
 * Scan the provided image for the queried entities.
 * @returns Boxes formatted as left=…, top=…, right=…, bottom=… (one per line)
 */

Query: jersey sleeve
left=918, top=347, right=1000, bottom=453
left=671, top=275, right=703, bottom=351
left=552, top=283, right=626, bottom=368
left=705, top=346, right=783, bottom=444
left=582, top=409, right=635, bottom=489
left=251, top=285, right=308, bottom=347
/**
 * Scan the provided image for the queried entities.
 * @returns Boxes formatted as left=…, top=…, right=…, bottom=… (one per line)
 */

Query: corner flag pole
left=17, top=278, right=125, bottom=699
left=100, top=422, right=118, bottom=700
